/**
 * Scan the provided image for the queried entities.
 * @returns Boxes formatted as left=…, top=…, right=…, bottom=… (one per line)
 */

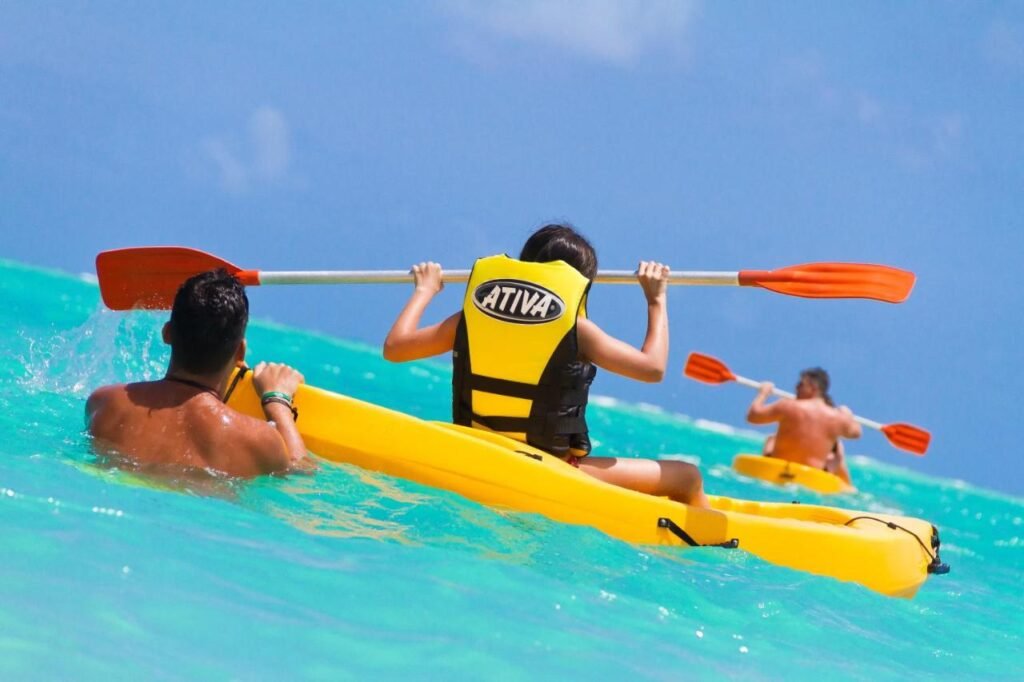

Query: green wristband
left=260, top=391, right=292, bottom=404
left=261, top=396, right=299, bottom=422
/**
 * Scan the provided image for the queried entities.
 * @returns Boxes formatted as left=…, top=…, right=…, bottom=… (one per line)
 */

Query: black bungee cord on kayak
left=843, top=516, right=950, bottom=575
left=657, top=517, right=740, bottom=549
left=221, top=366, right=299, bottom=421
left=222, top=366, right=250, bottom=404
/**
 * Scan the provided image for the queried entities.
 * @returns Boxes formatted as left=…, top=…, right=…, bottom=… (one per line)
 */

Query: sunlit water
left=1, top=260, right=1021, bottom=680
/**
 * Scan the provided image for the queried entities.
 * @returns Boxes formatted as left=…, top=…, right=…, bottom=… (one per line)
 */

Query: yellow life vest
left=452, top=255, right=596, bottom=457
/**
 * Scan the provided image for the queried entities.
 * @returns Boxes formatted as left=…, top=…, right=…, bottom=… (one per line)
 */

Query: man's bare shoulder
left=796, top=400, right=849, bottom=428
left=189, top=402, right=273, bottom=441
left=772, top=397, right=799, bottom=414
left=86, top=384, right=134, bottom=427
left=200, top=407, right=289, bottom=475
left=87, top=383, right=125, bottom=409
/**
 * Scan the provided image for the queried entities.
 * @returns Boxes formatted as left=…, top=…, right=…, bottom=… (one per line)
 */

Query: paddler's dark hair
left=168, top=269, right=249, bottom=374
left=520, top=223, right=598, bottom=281
left=801, top=367, right=834, bottom=407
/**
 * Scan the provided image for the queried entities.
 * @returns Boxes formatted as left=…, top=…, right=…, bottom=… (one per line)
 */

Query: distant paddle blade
left=683, top=352, right=736, bottom=385
left=738, top=263, right=916, bottom=303
left=881, top=422, right=931, bottom=455
left=96, top=247, right=242, bottom=310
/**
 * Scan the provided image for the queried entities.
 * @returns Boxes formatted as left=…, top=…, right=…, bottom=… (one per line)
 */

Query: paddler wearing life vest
left=86, top=269, right=312, bottom=478
left=383, top=223, right=709, bottom=508
left=746, top=368, right=861, bottom=485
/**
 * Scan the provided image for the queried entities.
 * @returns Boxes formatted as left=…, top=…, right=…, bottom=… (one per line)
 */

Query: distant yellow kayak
left=226, top=370, right=947, bottom=597
left=733, top=453, right=856, bottom=494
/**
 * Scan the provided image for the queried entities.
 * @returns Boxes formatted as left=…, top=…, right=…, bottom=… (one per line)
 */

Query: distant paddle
left=95, top=246, right=917, bottom=311
left=684, top=352, right=931, bottom=455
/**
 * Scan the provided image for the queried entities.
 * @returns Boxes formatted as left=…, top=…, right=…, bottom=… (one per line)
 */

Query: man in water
left=87, top=269, right=311, bottom=477
left=746, top=368, right=861, bottom=484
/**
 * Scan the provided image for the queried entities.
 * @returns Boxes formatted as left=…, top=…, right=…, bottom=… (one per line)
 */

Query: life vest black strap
left=466, top=373, right=590, bottom=408
left=469, top=414, right=529, bottom=433
left=466, top=374, right=539, bottom=401
left=469, top=411, right=587, bottom=437
left=558, top=386, right=590, bottom=406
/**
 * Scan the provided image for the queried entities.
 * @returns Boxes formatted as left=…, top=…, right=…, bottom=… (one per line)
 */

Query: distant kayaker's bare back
left=759, top=398, right=852, bottom=469
left=746, top=370, right=861, bottom=484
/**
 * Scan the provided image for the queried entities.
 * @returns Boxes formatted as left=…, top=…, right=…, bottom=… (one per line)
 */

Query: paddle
left=96, top=246, right=917, bottom=311
left=684, top=352, right=931, bottom=455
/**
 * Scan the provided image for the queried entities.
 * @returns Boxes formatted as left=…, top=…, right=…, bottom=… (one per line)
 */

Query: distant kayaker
left=382, top=223, right=708, bottom=508
left=746, top=368, right=861, bottom=484
left=86, top=269, right=312, bottom=477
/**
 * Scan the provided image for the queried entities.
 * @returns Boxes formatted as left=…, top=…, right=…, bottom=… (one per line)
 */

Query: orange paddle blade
left=683, top=352, right=736, bottom=385
left=738, top=263, right=916, bottom=303
left=96, top=247, right=258, bottom=310
left=881, top=422, right=931, bottom=455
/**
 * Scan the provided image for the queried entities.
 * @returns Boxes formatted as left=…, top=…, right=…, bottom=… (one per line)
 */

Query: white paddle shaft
left=257, top=270, right=741, bottom=286
left=731, top=373, right=883, bottom=430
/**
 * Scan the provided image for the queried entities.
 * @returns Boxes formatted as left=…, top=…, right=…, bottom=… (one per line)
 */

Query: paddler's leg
left=577, top=457, right=709, bottom=508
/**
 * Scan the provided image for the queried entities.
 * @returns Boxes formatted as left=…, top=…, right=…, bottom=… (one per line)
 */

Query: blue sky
left=2, top=1, right=1022, bottom=495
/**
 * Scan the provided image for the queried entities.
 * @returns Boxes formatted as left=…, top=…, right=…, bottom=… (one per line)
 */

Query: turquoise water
left=2, top=259, right=1022, bottom=681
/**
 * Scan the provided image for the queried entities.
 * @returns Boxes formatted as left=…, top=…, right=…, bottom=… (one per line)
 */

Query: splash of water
left=18, top=306, right=169, bottom=396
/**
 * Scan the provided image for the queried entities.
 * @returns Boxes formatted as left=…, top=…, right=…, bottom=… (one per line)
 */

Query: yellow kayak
left=226, top=371, right=947, bottom=598
left=733, top=454, right=856, bottom=494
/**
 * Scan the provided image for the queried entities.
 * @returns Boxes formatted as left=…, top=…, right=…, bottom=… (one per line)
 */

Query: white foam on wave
left=659, top=453, right=701, bottom=465
left=693, top=418, right=764, bottom=440
left=591, top=394, right=772, bottom=441
left=589, top=394, right=621, bottom=408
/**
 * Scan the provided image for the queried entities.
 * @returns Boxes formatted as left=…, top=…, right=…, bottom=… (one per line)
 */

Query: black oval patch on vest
left=472, top=279, right=565, bottom=324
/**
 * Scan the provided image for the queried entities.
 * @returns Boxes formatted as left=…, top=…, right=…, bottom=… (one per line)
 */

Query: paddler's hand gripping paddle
left=95, top=246, right=917, bottom=311
left=684, top=352, right=931, bottom=455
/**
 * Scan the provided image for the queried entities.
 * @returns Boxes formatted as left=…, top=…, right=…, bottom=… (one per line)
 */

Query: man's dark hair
left=520, top=223, right=598, bottom=281
left=168, top=269, right=249, bottom=374
left=801, top=367, right=834, bottom=406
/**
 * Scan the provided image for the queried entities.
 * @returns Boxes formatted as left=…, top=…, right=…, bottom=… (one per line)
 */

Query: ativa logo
left=472, top=279, right=565, bottom=324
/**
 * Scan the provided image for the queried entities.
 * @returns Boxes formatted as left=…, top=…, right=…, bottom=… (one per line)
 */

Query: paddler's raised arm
left=837, top=405, right=864, bottom=440
left=577, top=261, right=670, bottom=383
left=747, top=382, right=785, bottom=424
left=383, top=262, right=461, bottom=362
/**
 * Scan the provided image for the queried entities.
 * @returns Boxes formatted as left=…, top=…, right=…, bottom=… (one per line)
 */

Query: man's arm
left=250, top=362, right=311, bottom=473
left=746, top=382, right=786, bottom=424
left=261, top=401, right=309, bottom=470
left=837, top=405, right=863, bottom=440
